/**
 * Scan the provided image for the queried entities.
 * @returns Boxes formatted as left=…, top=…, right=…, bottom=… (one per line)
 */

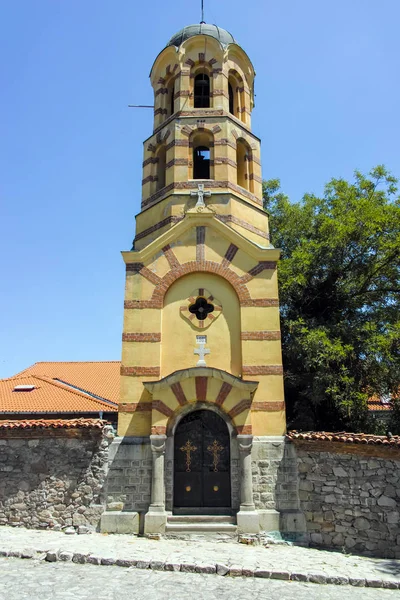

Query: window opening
left=189, top=297, right=214, bottom=320
left=228, top=82, right=234, bottom=115
left=194, top=73, right=210, bottom=108
left=193, top=146, right=210, bottom=179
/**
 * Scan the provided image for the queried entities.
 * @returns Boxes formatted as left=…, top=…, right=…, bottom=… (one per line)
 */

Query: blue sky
left=1, top=0, right=399, bottom=379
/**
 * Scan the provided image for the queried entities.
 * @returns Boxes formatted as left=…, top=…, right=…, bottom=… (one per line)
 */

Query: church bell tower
left=113, top=22, right=287, bottom=535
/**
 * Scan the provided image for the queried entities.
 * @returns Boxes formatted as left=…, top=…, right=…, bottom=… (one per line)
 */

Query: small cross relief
left=190, top=183, right=211, bottom=210
left=194, top=340, right=210, bottom=367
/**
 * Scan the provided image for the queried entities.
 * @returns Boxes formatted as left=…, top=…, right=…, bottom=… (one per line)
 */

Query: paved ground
left=0, top=526, right=399, bottom=590
left=0, top=558, right=399, bottom=600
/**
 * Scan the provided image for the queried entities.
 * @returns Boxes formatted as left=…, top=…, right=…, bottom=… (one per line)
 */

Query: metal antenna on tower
left=200, top=0, right=205, bottom=23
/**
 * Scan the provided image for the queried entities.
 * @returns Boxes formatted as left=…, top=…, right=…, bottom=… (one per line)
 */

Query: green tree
left=263, top=167, right=400, bottom=432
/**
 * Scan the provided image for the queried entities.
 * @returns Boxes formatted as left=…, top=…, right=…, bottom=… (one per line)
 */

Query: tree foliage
left=263, top=167, right=400, bottom=432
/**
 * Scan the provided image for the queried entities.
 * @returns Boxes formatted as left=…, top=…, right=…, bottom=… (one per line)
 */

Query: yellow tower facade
left=103, top=23, right=290, bottom=536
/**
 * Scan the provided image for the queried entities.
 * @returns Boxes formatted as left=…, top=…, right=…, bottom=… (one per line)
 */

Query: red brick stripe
left=229, top=399, right=252, bottom=418
left=242, top=366, right=283, bottom=375
left=124, top=300, right=162, bottom=309
left=118, top=403, right=152, bottom=413
left=236, top=425, right=252, bottom=434
left=196, top=226, right=205, bottom=262
left=241, top=331, right=281, bottom=340
left=242, top=261, right=277, bottom=283
left=121, top=366, right=160, bottom=377
left=216, top=215, right=270, bottom=240
left=222, top=243, right=239, bottom=267
left=134, top=216, right=184, bottom=242
left=215, top=382, right=233, bottom=406
left=151, top=426, right=167, bottom=435
left=162, top=244, right=180, bottom=269
left=195, top=376, right=207, bottom=401
left=241, top=299, right=279, bottom=307
left=171, top=382, right=188, bottom=406
left=252, top=401, right=285, bottom=411
left=122, top=333, right=161, bottom=342
left=152, top=400, right=173, bottom=417
left=126, top=264, right=161, bottom=286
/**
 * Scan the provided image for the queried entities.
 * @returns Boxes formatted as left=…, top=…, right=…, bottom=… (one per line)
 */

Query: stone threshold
left=0, top=547, right=398, bottom=590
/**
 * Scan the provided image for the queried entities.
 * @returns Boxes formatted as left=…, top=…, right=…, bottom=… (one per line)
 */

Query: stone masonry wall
left=252, top=437, right=299, bottom=512
left=105, top=437, right=152, bottom=513
left=293, top=440, right=400, bottom=558
left=0, top=427, right=112, bottom=531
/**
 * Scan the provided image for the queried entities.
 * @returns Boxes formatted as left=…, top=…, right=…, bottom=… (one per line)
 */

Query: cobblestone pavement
left=0, top=558, right=399, bottom=600
left=0, top=526, right=399, bottom=589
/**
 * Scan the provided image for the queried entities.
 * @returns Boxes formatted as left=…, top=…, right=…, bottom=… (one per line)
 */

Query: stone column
left=236, top=434, right=259, bottom=533
left=144, top=434, right=167, bottom=534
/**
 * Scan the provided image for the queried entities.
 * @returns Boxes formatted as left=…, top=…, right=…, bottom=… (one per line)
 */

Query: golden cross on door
left=207, top=439, right=224, bottom=472
left=180, top=439, right=198, bottom=472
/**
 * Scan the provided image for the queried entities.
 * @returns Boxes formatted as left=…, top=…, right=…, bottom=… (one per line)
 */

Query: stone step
left=168, top=515, right=236, bottom=524
left=165, top=522, right=237, bottom=533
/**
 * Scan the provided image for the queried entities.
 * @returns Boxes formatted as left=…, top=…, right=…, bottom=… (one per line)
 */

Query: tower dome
left=167, top=23, right=237, bottom=49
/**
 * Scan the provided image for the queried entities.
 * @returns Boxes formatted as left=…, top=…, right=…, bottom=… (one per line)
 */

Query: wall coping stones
left=287, top=431, right=400, bottom=448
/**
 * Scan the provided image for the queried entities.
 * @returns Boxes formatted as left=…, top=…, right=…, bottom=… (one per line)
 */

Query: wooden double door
left=173, top=410, right=231, bottom=514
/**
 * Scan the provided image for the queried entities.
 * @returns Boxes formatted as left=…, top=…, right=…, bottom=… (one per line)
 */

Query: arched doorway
left=174, top=410, right=231, bottom=514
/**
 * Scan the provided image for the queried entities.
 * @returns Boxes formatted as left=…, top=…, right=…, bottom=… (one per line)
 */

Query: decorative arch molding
left=231, top=128, right=257, bottom=151
left=148, top=260, right=253, bottom=307
left=143, top=366, right=257, bottom=436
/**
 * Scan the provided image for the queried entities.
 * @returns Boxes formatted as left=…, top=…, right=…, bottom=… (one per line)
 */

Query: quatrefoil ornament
left=180, top=288, right=222, bottom=330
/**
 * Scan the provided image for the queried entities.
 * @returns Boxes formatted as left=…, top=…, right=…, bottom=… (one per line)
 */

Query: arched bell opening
left=190, top=130, right=214, bottom=180
left=194, top=72, right=210, bottom=108
left=236, top=138, right=254, bottom=193
left=228, top=70, right=245, bottom=122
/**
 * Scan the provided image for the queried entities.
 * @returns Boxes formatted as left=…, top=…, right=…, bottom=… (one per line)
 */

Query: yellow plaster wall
left=241, top=340, right=283, bottom=365
left=204, top=229, right=230, bottom=265
left=122, top=342, right=161, bottom=367
left=246, top=271, right=278, bottom=298
left=120, top=376, right=151, bottom=404
left=253, top=376, right=285, bottom=402
left=252, top=409, right=286, bottom=436
left=125, top=273, right=156, bottom=301
left=241, top=306, right=281, bottom=332
left=161, top=273, right=242, bottom=378
left=123, top=309, right=161, bottom=333
left=169, top=229, right=197, bottom=264
left=118, top=411, right=152, bottom=437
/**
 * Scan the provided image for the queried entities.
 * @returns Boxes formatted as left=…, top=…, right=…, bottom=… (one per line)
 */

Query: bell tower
left=110, top=22, right=288, bottom=536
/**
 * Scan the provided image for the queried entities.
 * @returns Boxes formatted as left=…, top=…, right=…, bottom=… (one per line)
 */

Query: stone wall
left=105, top=437, right=152, bottom=512
left=0, top=425, right=112, bottom=531
left=291, top=440, right=400, bottom=558
left=252, top=437, right=304, bottom=533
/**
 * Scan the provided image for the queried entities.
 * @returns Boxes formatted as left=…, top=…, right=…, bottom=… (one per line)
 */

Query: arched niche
left=190, top=129, right=214, bottom=180
left=236, top=138, right=253, bottom=193
left=161, top=272, right=242, bottom=378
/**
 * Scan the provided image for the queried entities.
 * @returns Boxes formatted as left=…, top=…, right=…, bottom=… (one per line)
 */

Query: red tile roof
left=287, top=431, right=400, bottom=447
left=0, top=418, right=105, bottom=430
left=0, top=375, right=117, bottom=414
left=367, top=397, right=393, bottom=412
left=15, top=361, right=120, bottom=404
